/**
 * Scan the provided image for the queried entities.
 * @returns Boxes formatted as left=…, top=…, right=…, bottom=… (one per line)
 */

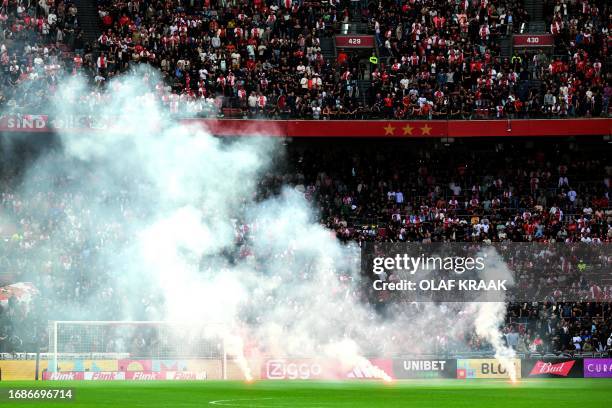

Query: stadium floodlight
left=48, top=321, right=229, bottom=379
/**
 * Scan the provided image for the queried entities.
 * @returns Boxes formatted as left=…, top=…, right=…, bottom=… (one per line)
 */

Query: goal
left=47, top=321, right=228, bottom=378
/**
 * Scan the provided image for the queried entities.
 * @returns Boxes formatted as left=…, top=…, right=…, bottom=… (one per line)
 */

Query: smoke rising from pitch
left=1, top=67, right=514, bottom=379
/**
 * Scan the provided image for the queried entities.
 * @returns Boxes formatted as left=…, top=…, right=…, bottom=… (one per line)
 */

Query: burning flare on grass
left=473, top=302, right=518, bottom=383
left=471, top=249, right=518, bottom=383
left=326, top=340, right=393, bottom=382
left=225, top=335, right=253, bottom=382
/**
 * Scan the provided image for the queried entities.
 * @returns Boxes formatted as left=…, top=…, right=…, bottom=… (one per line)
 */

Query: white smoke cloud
left=470, top=248, right=518, bottom=382
left=2, top=67, right=514, bottom=379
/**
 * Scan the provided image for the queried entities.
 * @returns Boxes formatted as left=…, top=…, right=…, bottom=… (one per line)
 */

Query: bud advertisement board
left=521, top=359, right=583, bottom=378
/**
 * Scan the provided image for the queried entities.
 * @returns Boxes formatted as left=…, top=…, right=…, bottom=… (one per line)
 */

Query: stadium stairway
left=500, top=36, right=512, bottom=58
left=320, top=37, right=337, bottom=61
left=74, top=0, right=101, bottom=44
left=351, top=22, right=369, bottom=34
left=337, top=12, right=370, bottom=104
left=515, top=78, right=543, bottom=103
left=338, top=21, right=368, bottom=35
left=345, top=7, right=369, bottom=35
left=524, top=0, right=547, bottom=33
left=357, top=79, right=370, bottom=103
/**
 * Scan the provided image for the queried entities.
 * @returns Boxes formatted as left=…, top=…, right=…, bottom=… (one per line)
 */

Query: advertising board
left=456, top=359, right=521, bottom=379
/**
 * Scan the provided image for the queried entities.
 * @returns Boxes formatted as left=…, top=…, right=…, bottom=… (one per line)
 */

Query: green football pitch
left=1, top=379, right=611, bottom=408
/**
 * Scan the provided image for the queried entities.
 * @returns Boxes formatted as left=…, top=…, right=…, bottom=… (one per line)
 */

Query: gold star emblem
left=383, top=123, right=396, bottom=136
left=402, top=124, right=414, bottom=135
left=420, top=124, right=432, bottom=135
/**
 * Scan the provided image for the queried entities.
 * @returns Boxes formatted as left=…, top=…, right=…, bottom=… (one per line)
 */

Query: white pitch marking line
left=209, top=398, right=282, bottom=407
left=208, top=398, right=328, bottom=408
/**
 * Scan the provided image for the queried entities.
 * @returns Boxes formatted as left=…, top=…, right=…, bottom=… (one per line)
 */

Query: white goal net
left=47, top=321, right=228, bottom=377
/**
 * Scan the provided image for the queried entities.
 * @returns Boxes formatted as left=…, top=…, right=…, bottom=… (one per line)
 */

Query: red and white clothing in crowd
left=266, top=14, right=276, bottom=25
left=457, top=13, right=469, bottom=32
left=448, top=49, right=463, bottom=64
left=496, top=105, right=504, bottom=118
left=411, top=23, right=422, bottom=41
left=593, top=60, right=602, bottom=74
left=251, top=27, right=262, bottom=39
left=216, top=74, right=226, bottom=87
left=257, top=94, right=267, bottom=109
left=98, top=33, right=110, bottom=46
left=409, top=53, right=420, bottom=66
left=479, top=24, right=490, bottom=40
left=96, top=54, right=107, bottom=70
left=226, top=72, right=236, bottom=87
left=433, top=15, right=446, bottom=29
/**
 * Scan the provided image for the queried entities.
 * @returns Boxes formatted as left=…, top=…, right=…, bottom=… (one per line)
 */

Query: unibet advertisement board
left=393, top=359, right=456, bottom=379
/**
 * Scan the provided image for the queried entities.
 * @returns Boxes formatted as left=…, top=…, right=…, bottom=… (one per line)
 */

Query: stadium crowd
left=0, top=0, right=610, bottom=360
left=0, top=0, right=83, bottom=111
left=0, top=0, right=609, bottom=118
left=250, top=138, right=612, bottom=356
left=0, top=138, right=611, bottom=357
left=297, top=139, right=611, bottom=355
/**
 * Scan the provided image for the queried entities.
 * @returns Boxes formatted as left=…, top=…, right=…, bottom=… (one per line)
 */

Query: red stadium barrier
left=190, top=118, right=612, bottom=138
left=2, top=114, right=611, bottom=138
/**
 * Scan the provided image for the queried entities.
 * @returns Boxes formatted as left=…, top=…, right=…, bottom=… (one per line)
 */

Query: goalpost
left=47, top=321, right=228, bottom=379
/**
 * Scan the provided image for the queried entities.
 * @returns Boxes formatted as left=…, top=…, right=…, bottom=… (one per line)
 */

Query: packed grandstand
left=0, top=0, right=611, bottom=362
left=0, top=0, right=608, bottom=118
left=1, top=137, right=611, bottom=358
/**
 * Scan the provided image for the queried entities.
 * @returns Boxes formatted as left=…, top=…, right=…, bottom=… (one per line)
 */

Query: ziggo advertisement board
left=260, top=359, right=395, bottom=380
